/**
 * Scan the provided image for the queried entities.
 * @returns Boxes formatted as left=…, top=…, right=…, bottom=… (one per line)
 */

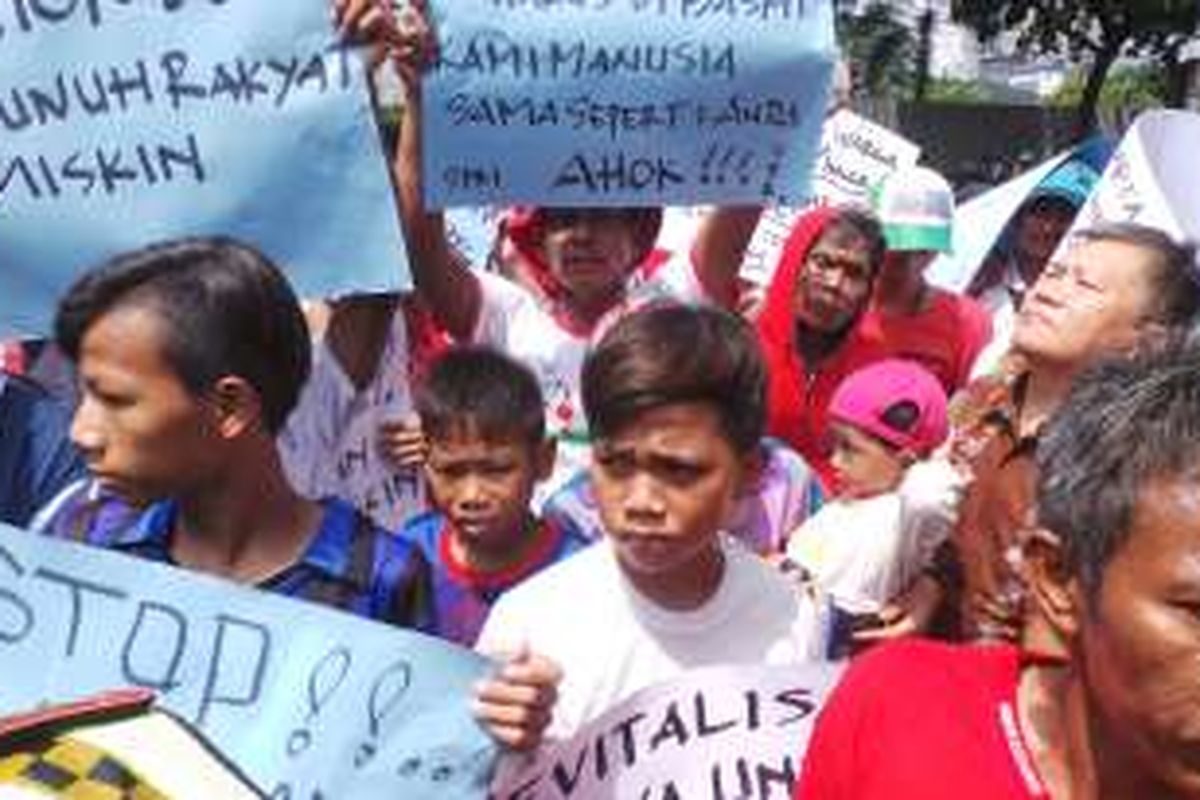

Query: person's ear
left=1024, top=525, right=1082, bottom=642
left=208, top=376, right=262, bottom=440
left=534, top=437, right=557, bottom=483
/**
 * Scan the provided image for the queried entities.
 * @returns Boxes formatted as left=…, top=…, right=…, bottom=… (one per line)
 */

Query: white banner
left=1068, top=110, right=1200, bottom=245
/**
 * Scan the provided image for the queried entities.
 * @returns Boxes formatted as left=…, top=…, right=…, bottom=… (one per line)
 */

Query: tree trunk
left=1076, top=44, right=1120, bottom=138
left=914, top=9, right=934, bottom=101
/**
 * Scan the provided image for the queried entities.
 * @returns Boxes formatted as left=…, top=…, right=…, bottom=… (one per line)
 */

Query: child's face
left=590, top=402, right=754, bottom=603
left=540, top=209, right=640, bottom=306
left=829, top=422, right=908, bottom=499
left=424, top=427, right=553, bottom=553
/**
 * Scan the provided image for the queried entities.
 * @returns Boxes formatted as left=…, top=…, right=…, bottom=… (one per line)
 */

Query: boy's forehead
left=430, top=419, right=536, bottom=451
left=83, top=303, right=173, bottom=366
left=597, top=402, right=728, bottom=448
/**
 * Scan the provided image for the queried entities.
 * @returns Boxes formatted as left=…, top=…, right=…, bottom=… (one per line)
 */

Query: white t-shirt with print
left=471, top=257, right=706, bottom=502
left=476, top=535, right=826, bottom=744
left=278, top=311, right=426, bottom=532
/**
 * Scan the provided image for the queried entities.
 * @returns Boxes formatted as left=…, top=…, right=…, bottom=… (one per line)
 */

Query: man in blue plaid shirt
left=41, top=237, right=433, bottom=629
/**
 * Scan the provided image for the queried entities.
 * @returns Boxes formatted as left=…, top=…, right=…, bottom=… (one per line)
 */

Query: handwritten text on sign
left=0, top=0, right=408, bottom=338
left=737, top=109, right=921, bottom=284
left=0, top=525, right=495, bottom=800
left=1070, top=110, right=1200, bottom=245
left=656, top=110, right=921, bottom=286
left=491, top=663, right=845, bottom=800
left=424, top=0, right=836, bottom=207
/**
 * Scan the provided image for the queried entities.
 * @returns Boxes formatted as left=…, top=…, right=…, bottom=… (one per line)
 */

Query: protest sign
left=656, top=110, right=920, bottom=285
left=809, top=109, right=922, bottom=209
left=423, top=0, right=836, bottom=207
left=0, top=1, right=408, bottom=339
left=279, top=334, right=428, bottom=533
left=491, top=662, right=844, bottom=800
left=1067, top=110, right=1200, bottom=246
left=0, top=524, right=496, bottom=799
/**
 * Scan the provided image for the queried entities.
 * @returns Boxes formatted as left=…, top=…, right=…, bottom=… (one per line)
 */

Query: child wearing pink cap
left=784, top=359, right=960, bottom=656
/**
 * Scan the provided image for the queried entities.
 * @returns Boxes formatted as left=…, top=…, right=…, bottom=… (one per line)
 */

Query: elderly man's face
left=1075, top=475, right=1200, bottom=793
left=1013, top=237, right=1158, bottom=366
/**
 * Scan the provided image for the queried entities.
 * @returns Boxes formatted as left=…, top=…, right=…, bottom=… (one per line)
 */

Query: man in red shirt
left=796, top=342, right=1200, bottom=799
left=860, top=165, right=992, bottom=394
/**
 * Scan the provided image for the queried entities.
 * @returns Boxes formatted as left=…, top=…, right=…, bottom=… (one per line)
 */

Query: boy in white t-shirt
left=784, top=359, right=958, bottom=656
left=470, top=305, right=827, bottom=751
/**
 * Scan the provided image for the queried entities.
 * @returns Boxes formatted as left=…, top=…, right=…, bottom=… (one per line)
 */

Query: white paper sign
left=658, top=110, right=920, bottom=286
left=1069, top=110, right=1200, bottom=245
left=490, top=662, right=845, bottom=800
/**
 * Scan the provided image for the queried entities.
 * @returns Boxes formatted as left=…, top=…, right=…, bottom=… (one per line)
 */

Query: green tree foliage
left=924, top=77, right=993, bottom=103
left=838, top=3, right=916, bottom=101
left=1049, top=64, right=1169, bottom=112
left=951, top=0, right=1199, bottom=134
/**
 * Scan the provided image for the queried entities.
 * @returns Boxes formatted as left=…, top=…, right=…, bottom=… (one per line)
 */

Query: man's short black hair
left=582, top=304, right=766, bottom=454
left=417, top=346, right=545, bottom=445
left=1073, top=222, right=1200, bottom=329
left=55, top=237, right=311, bottom=435
left=1037, top=341, right=1200, bottom=601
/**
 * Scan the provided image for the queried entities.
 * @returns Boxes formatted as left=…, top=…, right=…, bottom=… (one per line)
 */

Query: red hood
left=756, top=206, right=879, bottom=491
left=503, top=206, right=665, bottom=304
left=757, top=206, right=839, bottom=356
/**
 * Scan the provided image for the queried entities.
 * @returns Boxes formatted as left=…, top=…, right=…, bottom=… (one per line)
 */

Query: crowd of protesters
left=2, top=0, right=1200, bottom=797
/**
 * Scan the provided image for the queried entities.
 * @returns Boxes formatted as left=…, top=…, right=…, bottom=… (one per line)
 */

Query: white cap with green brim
left=873, top=165, right=955, bottom=254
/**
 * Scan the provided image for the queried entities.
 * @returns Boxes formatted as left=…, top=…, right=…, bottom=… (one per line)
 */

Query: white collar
left=1002, top=256, right=1029, bottom=295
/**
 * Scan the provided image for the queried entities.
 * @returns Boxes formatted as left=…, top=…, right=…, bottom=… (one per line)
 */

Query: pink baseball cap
left=829, top=359, right=949, bottom=455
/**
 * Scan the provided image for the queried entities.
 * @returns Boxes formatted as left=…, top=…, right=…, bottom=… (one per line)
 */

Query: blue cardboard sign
left=424, top=0, right=837, bottom=207
left=0, top=1, right=408, bottom=339
left=0, top=524, right=496, bottom=799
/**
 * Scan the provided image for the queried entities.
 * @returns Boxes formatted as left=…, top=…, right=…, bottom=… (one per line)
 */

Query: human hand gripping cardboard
left=472, top=643, right=563, bottom=752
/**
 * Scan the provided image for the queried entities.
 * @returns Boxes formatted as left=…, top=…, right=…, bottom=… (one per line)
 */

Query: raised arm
left=690, top=205, right=764, bottom=310
left=335, top=0, right=482, bottom=340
